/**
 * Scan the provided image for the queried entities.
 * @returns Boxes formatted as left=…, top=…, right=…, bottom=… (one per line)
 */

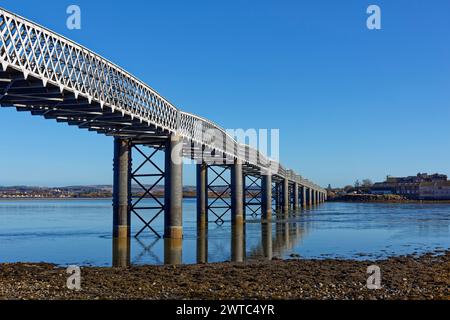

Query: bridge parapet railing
left=0, top=8, right=179, bottom=132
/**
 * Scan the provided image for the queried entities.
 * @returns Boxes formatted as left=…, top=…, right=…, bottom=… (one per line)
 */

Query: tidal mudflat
left=0, top=250, right=449, bottom=300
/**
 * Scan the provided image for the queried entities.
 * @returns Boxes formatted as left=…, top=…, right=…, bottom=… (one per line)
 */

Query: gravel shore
left=1, top=251, right=449, bottom=300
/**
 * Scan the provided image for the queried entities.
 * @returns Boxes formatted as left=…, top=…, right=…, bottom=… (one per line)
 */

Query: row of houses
left=371, top=173, right=450, bottom=200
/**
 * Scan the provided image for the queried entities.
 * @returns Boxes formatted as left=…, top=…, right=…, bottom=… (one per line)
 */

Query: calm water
left=0, top=199, right=449, bottom=266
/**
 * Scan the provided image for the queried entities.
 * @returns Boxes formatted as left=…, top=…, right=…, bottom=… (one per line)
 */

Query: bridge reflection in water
left=112, top=209, right=312, bottom=267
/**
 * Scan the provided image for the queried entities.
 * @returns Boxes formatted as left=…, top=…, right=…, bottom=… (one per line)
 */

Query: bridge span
left=0, top=7, right=326, bottom=261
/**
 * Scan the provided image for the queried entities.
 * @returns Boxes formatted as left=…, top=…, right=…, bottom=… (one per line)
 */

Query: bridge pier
left=308, top=188, right=313, bottom=206
left=164, top=134, right=183, bottom=239
left=113, top=138, right=131, bottom=240
left=293, top=182, right=299, bottom=210
left=196, top=162, right=208, bottom=229
left=261, top=174, right=272, bottom=221
left=301, top=186, right=307, bottom=208
left=282, top=178, right=289, bottom=214
left=112, top=138, right=131, bottom=267
left=231, top=159, right=244, bottom=224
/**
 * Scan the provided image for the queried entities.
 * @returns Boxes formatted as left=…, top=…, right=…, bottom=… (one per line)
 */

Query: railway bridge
left=0, top=7, right=326, bottom=263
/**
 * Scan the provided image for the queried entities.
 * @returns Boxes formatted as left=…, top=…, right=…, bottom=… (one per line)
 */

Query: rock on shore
left=0, top=252, right=449, bottom=300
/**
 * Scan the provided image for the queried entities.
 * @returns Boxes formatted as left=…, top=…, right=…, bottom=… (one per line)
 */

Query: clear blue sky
left=1, top=0, right=449, bottom=188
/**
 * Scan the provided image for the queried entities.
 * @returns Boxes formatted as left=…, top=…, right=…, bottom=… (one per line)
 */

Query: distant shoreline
left=0, top=197, right=112, bottom=201
left=330, top=200, right=450, bottom=204
left=2, top=197, right=450, bottom=203
left=0, top=195, right=199, bottom=201
left=329, top=194, right=450, bottom=204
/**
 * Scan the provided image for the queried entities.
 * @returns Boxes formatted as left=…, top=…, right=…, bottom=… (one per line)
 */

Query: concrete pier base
left=196, top=227, right=208, bottom=264
left=261, top=223, right=273, bottom=260
left=112, top=236, right=130, bottom=267
left=231, top=222, right=245, bottom=262
left=164, top=134, right=183, bottom=239
left=164, top=238, right=182, bottom=265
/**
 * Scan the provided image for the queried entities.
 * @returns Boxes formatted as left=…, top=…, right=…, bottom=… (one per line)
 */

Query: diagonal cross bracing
left=130, top=143, right=165, bottom=238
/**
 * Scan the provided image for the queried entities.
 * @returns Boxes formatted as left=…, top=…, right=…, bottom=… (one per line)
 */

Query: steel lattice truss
left=244, top=175, right=262, bottom=217
left=272, top=182, right=285, bottom=213
left=0, top=7, right=325, bottom=194
left=289, top=184, right=294, bottom=209
left=207, top=166, right=232, bottom=225
left=130, top=144, right=165, bottom=238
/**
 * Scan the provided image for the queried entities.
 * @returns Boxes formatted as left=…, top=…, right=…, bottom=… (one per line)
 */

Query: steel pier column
left=293, top=182, right=299, bottom=210
left=113, top=138, right=131, bottom=239
left=231, top=159, right=244, bottom=224
left=112, top=138, right=131, bottom=268
left=164, top=134, right=183, bottom=239
left=308, top=188, right=313, bottom=206
left=282, top=178, right=289, bottom=213
left=261, top=174, right=272, bottom=221
left=196, top=162, right=208, bottom=229
left=301, top=186, right=307, bottom=208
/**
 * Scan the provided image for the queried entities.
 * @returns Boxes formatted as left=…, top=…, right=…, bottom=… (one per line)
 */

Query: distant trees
left=329, top=179, right=375, bottom=196
left=362, top=179, right=373, bottom=187
left=344, top=185, right=354, bottom=193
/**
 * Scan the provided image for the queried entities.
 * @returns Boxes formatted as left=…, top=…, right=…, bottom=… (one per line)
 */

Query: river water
left=0, top=199, right=449, bottom=266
